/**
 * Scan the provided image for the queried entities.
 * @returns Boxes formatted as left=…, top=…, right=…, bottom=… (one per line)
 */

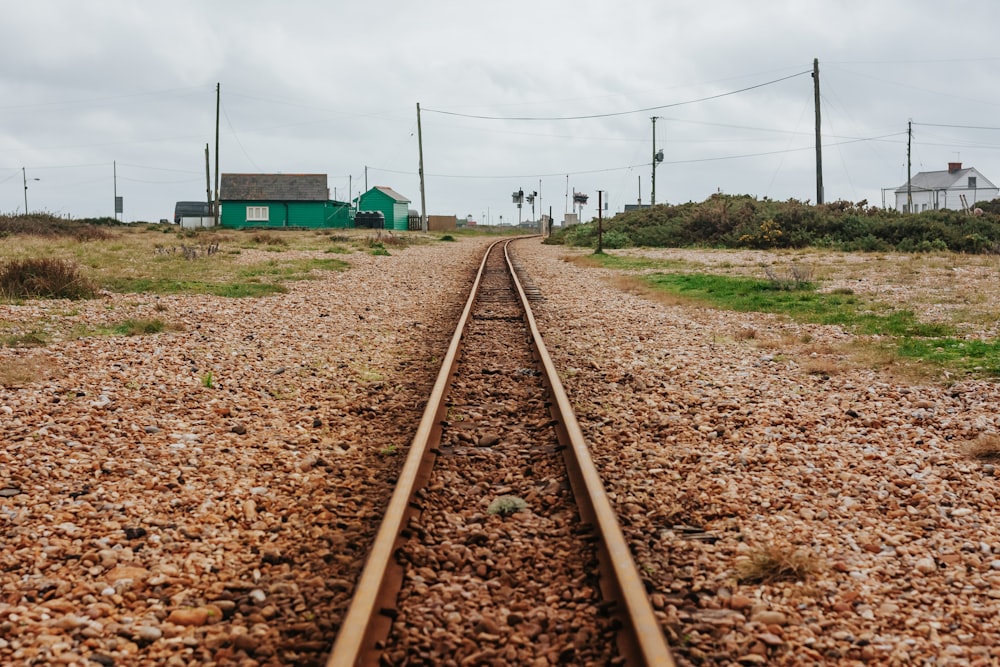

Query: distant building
left=357, top=186, right=411, bottom=231
left=220, top=173, right=352, bottom=228
left=894, top=162, right=999, bottom=212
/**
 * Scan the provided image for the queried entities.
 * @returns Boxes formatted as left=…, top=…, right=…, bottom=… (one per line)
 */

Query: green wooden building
left=357, top=186, right=411, bottom=231
left=220, top=173, right=352, bottom=228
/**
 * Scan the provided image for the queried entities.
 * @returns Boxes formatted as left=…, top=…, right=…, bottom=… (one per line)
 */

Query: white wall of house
left=894, top=169, right=999, bottom=212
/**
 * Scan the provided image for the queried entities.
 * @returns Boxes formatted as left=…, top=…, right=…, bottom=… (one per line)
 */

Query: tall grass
left=0, top=258, right=95, bottom=300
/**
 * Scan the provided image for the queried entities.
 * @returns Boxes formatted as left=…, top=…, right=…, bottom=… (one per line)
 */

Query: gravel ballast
left=3, top=234, right=1000, bottom=665
left=513, top=240, right=1000, bottom=666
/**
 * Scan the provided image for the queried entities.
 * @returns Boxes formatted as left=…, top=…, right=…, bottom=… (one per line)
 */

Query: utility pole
left=907, top=120, right=913, bottom=212
left=214, top=82, right=220, bottom=226
left=364, top=166, right=368, bottom=194
left=813, top=58, right=824, bottom=205
left=113, top=160, right=117, bottom=221
left=564, top=174, right=569, bottom=217
left=416, top=102, right=427, bottom=232
left=538, top=178, right=542, bottom=226
left=596, top=190, right=604, bottom=254
left=651, top=117, right=657, bottom=206
left=204, top=144, right=211, bottom=212
left=651, top=117, right=664, bottom=205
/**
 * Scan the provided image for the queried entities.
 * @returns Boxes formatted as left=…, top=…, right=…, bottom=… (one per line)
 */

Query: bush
left=600, top=230, right=629, bottom=249
left=544, top=194, right=1000, bottom=254
left=0, top=258, right=95, bottom=300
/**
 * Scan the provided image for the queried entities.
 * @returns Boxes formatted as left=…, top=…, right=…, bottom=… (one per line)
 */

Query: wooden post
left=813, top=58, right=824, bottom=205
left=417, top=103, right=427, bottom=232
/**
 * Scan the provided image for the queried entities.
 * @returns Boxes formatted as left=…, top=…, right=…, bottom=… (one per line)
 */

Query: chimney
left=948, top=162, right=962, bottom=173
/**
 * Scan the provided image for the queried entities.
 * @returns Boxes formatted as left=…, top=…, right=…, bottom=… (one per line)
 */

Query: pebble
left=751, top=611, right=787, bottom=626
left=135, top=626, right=162, bottom=642
left=478, top=433, right=501, bottom=448
left=166, top=608, right=209, bottom=627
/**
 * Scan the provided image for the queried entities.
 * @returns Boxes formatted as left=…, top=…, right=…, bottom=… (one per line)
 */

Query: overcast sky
left=3, top=0, right=1000, bottom=223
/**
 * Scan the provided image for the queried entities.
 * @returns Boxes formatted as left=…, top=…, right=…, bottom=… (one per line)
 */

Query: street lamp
left=22, top=168, right=40, bottom=214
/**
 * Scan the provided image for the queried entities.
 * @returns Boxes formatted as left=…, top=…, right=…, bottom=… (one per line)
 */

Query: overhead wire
left=423, top=70, right=811, bottom=121
left=366, top=132, right=905, bottom=180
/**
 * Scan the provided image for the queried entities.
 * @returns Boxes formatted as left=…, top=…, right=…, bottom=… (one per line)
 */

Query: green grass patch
left=238, top=258, right=348, bottom=281
left=641, top=273, right=953, bottom=338
left=897, top=338, right=1000, bottom=377
left=1, top=330, right=49, bottom=348
left=574, top=252, right=692, bottom=272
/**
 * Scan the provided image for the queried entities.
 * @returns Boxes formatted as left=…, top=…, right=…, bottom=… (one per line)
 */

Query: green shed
left=357, top=186, right=411, bottom=231
left=220, top=173, right=353, bottom=229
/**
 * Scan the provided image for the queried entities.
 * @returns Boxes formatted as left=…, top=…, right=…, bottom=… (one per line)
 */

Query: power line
left=423, top=70, right=811, bottom=121
left=367, top=132, right=904, bottom=180
left=913, top=121, right=1000, bottom=131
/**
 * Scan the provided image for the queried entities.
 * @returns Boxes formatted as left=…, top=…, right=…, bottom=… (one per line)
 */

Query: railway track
left=326, top=239, right=673, bottom=666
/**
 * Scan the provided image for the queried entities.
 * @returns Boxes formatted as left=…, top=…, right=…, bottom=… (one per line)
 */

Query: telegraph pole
left=813, top=58, right=824, bottom=205
left=214, top=83, right=220, bottom=226
left=416, top=103, right=427, bottom=232
left=204, top=144, right=211, bottom=211
left=651, top=117, right=657, bottom=206
left=907, top=120, right=913, bottom=212
left=596, top=190, right=604, bottom=254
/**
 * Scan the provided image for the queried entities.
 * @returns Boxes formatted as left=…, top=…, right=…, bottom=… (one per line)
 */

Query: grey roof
left=221, top=173, right=329, bottom=201
left=895, top=167, right=995, bottom=193
left=372, top=186, right=410, bottom=203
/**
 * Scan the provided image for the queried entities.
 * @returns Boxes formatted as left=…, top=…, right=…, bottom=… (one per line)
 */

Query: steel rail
left=326, top=239, right=501, bottom=667
left=327, top=238, right=674, bottom=665
left=504, top=241, right=675, bottom=667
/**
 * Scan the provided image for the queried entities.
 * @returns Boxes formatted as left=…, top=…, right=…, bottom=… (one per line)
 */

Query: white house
left=894, top=162, right=999, bottom=212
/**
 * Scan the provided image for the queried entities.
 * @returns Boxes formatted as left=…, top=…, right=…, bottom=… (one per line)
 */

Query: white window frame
left=246, top=205, right=269, bottom=222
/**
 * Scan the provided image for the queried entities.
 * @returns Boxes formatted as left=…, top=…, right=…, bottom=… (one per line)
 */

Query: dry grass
left=962, top=434, right=1000, bottom=461
left=249, top=233, right=288, bottom=247
left=606, top=275, right=689, bottom=307
left=802, top=357, right=843, bottom=376
left=736, top=544, right=820, bottom=584
left=0, top=356, right=51, bottom=386
left=0, top=258, right=95, bottom=300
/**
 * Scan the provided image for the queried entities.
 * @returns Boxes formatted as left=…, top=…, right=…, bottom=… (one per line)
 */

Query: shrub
left=736, top=543, right=819, bottom=584
left=487, top=495, right=528, bottom=516
left=963, top=434, right=1000, bottom=460
left=600, top=230, right=630, bottom=249
left=0, top=258, right=95, bottom=300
